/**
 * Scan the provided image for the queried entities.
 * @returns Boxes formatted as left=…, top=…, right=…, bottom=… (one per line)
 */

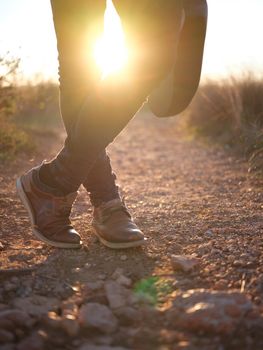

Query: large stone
left=170, top=255, right=200, bottom=272
left=104, top=281, right=131, bottom=309
left=12, top=296, right=59, bottom=317
left=167, top=289, right=255, bottom=334
left=78, top=303, right=118, bottom=334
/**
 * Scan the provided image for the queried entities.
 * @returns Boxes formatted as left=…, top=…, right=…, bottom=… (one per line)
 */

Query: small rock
left=12, top=295, right=59, bottom=317
left=85, top=281, right=104, bottom=291
left=0, top=242, right=4, bottom=250
left=61, top=301, right=78, bottom=317
left=204, top=230, right=214, bottom=236
left=120, top=255, right=127, bottom=261
left=0, top=309, right=34, bottom=329
left=174, top=243, right=184, bottom=252
left=105, top=281, right=130, bottom=309
left=78, top=303, right=118, bottom=334
left=4, top=282, right=17, bottom=293
left=114, top=306, right=141, bottom=325
left=112, top=269, right=133, bottom=286
left=214, top=280, right=228, bottom=291
left=98, top=274, right=107, bottom=280
left=111, top=268, right=124, bottom=280
left=232, top=260, right=245, bottom=267
left=171, top=255, right=200, bottom=272
left=42, top=312, right=61, bottom=330
left=196, top=242, right=213, bottom=256
left=93, top=335, right=113, bottom=346
left=0, top=329, right=15, bottom=344
left=115, top=275, right=132, bottom=288
left=16, top=332, right=45, bottom=350
left=61, top=315, right=80, bottom=337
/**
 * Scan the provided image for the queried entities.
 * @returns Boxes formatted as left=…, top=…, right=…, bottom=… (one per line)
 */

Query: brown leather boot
left=16, top=166, right=82, bottom=249
left=92, top=198, right=146, bottom=249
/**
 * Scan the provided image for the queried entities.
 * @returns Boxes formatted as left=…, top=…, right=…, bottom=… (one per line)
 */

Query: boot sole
left=16, top=177, right=82, bottom=249
left=91, top=227, right=146, bottom=249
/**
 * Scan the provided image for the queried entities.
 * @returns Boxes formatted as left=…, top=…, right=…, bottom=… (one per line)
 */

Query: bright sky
left=0, top=0, right=262, bottom=82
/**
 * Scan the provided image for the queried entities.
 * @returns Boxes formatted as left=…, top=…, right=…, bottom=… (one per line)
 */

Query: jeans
left=44, top=0, right=184, bottom=199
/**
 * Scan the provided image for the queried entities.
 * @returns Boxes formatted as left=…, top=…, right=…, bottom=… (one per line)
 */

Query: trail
left=0, top=110, right=262, bottom=349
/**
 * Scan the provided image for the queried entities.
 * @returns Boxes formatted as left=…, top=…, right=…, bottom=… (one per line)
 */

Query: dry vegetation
left=0, top=53, right=263, bottom=179
left=0, top=54, right=60, bottom=160
left=186, top=73, right=263, bottom=178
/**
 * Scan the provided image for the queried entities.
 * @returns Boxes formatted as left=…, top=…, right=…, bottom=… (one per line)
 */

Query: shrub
left=186, top=73, right=263, bottom=177
left=0, top=53, right=60, bottom=160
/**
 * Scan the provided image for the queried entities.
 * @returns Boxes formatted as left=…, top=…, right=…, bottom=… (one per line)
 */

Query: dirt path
left=0, top=110, right=262, bottom=350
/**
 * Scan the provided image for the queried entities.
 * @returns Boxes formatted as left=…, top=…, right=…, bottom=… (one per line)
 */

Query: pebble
left=114, top=306, right=141, bottom=325
left=4, top=282, right=17, bottom=293
left=12, top=296, right=59, bottom=317
left=78, top=303, right=118, bottom=334
left=0, top=309, right=34, bottom=329
left=112, top=268, right=132, bottom=287
left=111, top=268, right=125, bottom=279
left=170, top=255, right=200, bottom=272
left=115, top=275, right=132, bottom=288
left=232, top=260, right=245, bottom=267
left=61, top=301, right=78, bottom=317
left=104, top=281, right=130, bottom=309
left=61, top=315, right=80, bottom=337
left=196, top=242, right=213, bottom=256
left=120, top=255, right=127, bottom=261
left=204, top=230, right=214, bottom=236
left=42, top=312, right=61, bottom=330
left=85, top=281, right=104, bottom=291
left=98, top=274, right=107, bottom=280
left=16, top=332, right=45, bottom=350
left=214, top=280, right=228, bottom=291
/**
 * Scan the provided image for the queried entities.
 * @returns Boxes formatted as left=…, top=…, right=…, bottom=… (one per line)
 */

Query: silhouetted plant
left=186, top=72, right=263, bottom=178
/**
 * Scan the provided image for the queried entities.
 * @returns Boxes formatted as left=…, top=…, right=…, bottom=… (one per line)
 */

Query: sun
left=93, top=0, right=128, bottom=79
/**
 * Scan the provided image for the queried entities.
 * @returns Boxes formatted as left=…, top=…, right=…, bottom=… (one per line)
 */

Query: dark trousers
left=45, top=0, right=183, bottom=201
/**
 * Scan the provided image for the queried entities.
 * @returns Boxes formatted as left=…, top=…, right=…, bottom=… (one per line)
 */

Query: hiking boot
left=16, top=166, right=82, bottom=249
left=92, top=198, right=146, bottom=249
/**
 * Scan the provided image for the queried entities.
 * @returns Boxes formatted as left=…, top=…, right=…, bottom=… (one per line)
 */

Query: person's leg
left=38, top=0, right=120, bottom=206
left=83, top=151, right=120, bottom=207
left=44, top=0, right=183, bottom=195
left=17, top=0, right=183, bottom=248
left=16, top=0, right=108, bottom=248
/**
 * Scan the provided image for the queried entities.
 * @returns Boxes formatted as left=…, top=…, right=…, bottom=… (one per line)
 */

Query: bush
left=0, top=121, right=33, bottom=161
left=186, top=73, right=263, bottom=177
left=0, top=53, right=60, bottom=160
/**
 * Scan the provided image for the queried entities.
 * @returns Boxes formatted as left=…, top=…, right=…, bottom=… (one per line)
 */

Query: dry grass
left=186, top=73, right=263, bottom=178
left=0, top=53, right=61, bottom=160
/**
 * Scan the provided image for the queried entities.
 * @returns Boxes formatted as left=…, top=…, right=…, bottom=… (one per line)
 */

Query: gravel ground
left=0, top=110, right=262, bottom=350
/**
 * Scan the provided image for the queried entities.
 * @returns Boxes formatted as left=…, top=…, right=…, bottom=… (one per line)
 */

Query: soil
left=0, top=110, right=262, bottom=350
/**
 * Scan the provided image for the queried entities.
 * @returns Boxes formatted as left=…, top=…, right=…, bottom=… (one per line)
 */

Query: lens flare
left=94, top=0, right=128, bottom=79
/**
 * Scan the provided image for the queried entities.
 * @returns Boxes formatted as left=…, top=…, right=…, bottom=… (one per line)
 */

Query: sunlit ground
left=93, top=0, right=129, bottom=79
